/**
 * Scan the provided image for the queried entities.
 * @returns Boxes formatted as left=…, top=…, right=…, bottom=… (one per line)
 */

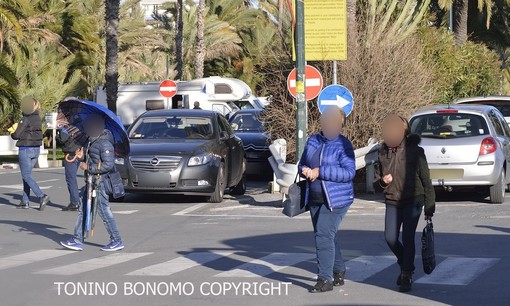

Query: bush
left=262, top=31, right=436, bottom=162
left=419, top=27, right=503, bottom=103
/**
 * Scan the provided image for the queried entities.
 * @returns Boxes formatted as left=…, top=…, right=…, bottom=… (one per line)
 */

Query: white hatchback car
left=409, top=105, right=510, bottom=203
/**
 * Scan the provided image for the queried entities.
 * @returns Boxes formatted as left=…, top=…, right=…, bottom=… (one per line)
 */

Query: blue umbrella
left=56, top=97, right=129, bottom=157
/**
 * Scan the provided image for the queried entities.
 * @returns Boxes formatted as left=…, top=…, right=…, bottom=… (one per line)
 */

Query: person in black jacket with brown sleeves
left=10, top=96, right=50, bottom=210
left=374, top=114, right=435, bottom=293
left=56, top=129, right=82, bottom=211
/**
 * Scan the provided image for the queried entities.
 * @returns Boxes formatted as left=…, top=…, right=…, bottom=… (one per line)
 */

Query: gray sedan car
left=409, top=105, right=510, bottom=203
left=115, top=109, right=246, bottom=203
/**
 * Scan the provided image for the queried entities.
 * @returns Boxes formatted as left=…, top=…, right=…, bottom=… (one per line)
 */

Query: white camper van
left=94, top=77, right=262, bottom=126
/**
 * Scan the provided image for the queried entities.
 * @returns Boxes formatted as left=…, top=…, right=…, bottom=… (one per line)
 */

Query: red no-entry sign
left=159, top=80, right=177, bottom=98
left=287, top=65, right=323, bottom=101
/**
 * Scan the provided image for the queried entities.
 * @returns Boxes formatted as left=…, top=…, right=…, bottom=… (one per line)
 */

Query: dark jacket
left=374, top=134, right=435, bottom=216
left=86, top=130, right=115, bottom=176
left=56, top=130, right=81, bottom=154
left=298, top=133, right=356, bottom=210
left=11, top=111, right=43, bottom=147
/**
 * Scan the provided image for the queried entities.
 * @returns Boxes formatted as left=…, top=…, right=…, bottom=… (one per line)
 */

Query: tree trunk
left=346, top=0, right=357, bottom=50
left=105, top=0, right=120, bottom=113
left=194, top=0, right=206, bottom=79
left=453, top=0, right=468, bottom=45
left=175, top=0, right=184, bottom=80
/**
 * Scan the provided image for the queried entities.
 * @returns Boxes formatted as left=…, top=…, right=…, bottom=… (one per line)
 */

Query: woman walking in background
left=9, top=96, right=50, bottom=210
left=374, top=114, right=435, bottom=292
left=298, top=106, right=356, bottom=293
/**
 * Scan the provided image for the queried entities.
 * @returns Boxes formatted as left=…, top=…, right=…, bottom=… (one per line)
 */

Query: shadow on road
left=0, top=220, right=68, bottom=243
left=178, top=228, right=507, bottom=305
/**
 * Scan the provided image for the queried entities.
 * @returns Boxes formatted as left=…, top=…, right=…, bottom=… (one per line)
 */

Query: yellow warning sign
left=292, top=0, right=347, bottom=61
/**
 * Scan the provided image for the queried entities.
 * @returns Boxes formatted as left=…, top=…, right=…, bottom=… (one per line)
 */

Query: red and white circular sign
left=159, top=79, right=177, bottom=98
left=287, top=65, right=323, bottom=101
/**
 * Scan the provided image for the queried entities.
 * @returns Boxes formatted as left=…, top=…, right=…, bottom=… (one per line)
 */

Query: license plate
left=429, top=169, right=464, bottom=180
left=137, top=172, right=172, bottom=187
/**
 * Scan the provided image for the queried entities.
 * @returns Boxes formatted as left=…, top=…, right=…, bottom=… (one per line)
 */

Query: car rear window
left=410, top=113, right=490, bottom=138
left=128, top=116, right=214, bottom=140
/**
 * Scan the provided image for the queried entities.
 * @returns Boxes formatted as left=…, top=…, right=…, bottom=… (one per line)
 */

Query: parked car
left=228, top=109, right=272, bottom=177
left=409, top=105, right=510, bottom=203
left=455, top=96, right=510, bottom=125
left=116, top=109, right=246, bottom=203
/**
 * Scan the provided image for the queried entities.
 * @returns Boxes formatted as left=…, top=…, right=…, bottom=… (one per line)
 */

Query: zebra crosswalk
left=0, top=248, right=499, bottom=286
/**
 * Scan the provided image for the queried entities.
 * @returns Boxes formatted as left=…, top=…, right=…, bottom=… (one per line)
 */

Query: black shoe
left=62, top=203, right=79, bottom=211
left=310, top=278, right=333, bottom=293
left=39, top=195, right=50, bottom=211
left=333, top=271, right=346, bottom=286
left=399, top=272, right=413, bottom=292
left=397, top=273, right=401, bottom=286
left=16, top=202, right=29, bottom=209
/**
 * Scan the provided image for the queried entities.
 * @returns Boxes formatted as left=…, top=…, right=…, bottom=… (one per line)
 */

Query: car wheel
left=230, top=175, right=246, bottom=196
left=489, top=170, right=505, bottom=204
left=209, top=163, right=225, bottom=203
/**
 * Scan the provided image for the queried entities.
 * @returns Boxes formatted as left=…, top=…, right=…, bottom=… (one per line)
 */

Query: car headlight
left=114, top=157, right=125, bottom=165
left=188, top=153, right=212, bottom=166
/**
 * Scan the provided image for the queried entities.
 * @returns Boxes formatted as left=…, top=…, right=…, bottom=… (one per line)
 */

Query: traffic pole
left=295, top=0, right=306, bottom=158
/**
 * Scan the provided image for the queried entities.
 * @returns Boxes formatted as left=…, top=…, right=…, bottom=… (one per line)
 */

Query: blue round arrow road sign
left=317, top=85, right=354, bottom=116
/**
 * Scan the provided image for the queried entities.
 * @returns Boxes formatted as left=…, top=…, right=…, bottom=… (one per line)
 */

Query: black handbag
left=282, top=179, right=308, bottom=217
left=421, top=220, right=436, bottom=274
left=103, top=170, right=125, bottom=199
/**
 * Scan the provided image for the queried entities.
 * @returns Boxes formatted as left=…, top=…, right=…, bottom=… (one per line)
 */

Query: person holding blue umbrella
left=59, top=102, right=126, bottom=251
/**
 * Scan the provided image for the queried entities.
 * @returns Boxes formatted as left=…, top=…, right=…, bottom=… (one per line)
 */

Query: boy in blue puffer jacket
left=60, top=114, right=124, bottom=252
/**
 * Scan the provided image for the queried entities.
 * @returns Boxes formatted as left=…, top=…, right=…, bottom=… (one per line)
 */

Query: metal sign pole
left=295, top=0, right=306, bottom=159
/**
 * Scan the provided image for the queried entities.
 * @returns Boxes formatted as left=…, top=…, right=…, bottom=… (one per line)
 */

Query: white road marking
left=127, top=251, right=234, bottom=276
left=345, top=256, right=396, bottom=282
left=113, top=210, right=139, bottom=215
left=0, top=250, right=75, bottom=271
left=35, top=252, right=152, bottom=275
left=415, top=257, right=499, bottom=285
left=215, top=252, right=315, bottom=278
left=172, top=203, right=210, bottom=216
left=0, top=179, right=60, bottom=190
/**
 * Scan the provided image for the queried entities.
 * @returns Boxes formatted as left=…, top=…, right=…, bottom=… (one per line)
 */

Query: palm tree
left=0, top=55, right=18, bottom=119
left=194, top=0, right=206, bottom=78
left=175, top=0, right=184, bottom=80
left=104, top=0, right=120, bottom=113
left=453, top=0, right=469, bottom=45
left=438, top=0, right=497, bottom=45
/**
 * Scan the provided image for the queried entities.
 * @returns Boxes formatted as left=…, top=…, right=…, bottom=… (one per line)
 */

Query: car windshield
left=232, top=100, right=254, bottom=110
left=410, top=113, right=490, bottom=138
left=459, top=100, right=510, bottom=117
left=129, top=116, right=214, bottom=140
left=230, top=113, right=263, bottom=132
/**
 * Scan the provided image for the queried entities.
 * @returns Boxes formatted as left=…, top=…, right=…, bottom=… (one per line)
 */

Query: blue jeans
left=64, top=155, right=80, bottom=205
left=384, top=202, right=423, bottom=272
left=309, top=203, right=349, bottom=282
left=18, top=147, right=44, bottom=203
left=73, top=182, right=122, bottom=243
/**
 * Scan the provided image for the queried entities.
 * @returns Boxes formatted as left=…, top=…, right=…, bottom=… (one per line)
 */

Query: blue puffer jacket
left=86, top=130, right=115, bottom=175
left=298, top=133, right=356, bottom=210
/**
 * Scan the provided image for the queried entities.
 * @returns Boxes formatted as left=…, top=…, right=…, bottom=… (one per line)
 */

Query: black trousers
left=384, top=201, right=423, bottom=272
